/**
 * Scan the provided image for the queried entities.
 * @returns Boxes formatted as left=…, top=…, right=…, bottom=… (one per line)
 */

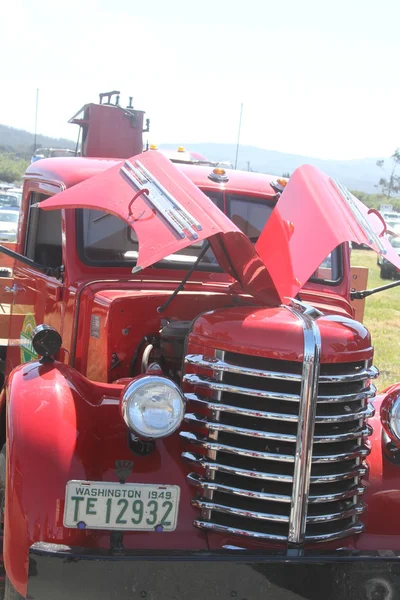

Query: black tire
left=380, top=264, right=391, bottom=279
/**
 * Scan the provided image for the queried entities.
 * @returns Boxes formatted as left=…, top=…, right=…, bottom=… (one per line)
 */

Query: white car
left=0, top=210, right=19, bottom=242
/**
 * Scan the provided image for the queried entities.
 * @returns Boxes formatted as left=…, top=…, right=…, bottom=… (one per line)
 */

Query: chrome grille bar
left=179, top=431, right=371, bottom=463
left=179, top=431, right=371, bottom=464
left=185, top=354, right=379, bottom=384
left=182, top=318, right=376, bottom=546
left=184, top=373, right=376, bottom=404
left=186, top=392, right=375, bottom=423
left=191, top=499, right=364, bottom=524
left=182, top=451, right=367, bottom=483
left=193, top=520, right=364, bottom=544
left=286, top=305, right=321, bottom=545
left=184, top=412, right=372, bottom=443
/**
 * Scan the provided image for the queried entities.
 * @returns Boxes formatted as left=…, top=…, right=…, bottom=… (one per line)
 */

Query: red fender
left=4, top=361, right=205, bottom=596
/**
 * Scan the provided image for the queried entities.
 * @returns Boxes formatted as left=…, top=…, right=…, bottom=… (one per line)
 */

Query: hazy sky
left=1, top=0, right=399, bottom=160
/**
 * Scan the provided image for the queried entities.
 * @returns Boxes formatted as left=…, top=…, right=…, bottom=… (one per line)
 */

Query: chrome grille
left=181, top=351, right=377, bottom=544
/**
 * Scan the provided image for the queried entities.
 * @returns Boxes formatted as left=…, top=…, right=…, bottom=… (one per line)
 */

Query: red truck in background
left=0, top=93, right=400, bottom=600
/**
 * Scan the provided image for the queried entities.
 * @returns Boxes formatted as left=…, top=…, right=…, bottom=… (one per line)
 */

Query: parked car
left=379, top=234, right=400, bottom=278
left=0, top=209, right=19, bottom=242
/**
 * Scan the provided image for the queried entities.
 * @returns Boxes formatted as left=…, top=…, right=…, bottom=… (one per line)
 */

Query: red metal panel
left=256, top=165, right=400, bottom=301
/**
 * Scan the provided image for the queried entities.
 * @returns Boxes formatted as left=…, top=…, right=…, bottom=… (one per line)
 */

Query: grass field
left=351, top=249, right=400, bottom=391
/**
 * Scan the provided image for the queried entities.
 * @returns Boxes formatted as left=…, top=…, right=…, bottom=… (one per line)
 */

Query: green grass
left=351, top=249, right=400, bottom=391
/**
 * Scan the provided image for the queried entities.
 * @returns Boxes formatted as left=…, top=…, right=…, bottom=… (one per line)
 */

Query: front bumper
left=27, top=543, right=400, bottom=600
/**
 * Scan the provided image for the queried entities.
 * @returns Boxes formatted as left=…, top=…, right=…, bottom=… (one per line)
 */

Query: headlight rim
left=388, top=396, right=400, bottom=441
left=121, top=375, right=186, bottom=440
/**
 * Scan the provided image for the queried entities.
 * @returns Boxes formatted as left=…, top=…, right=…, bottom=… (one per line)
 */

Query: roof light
left=177, top=146, right=185, bottom=152
left=208, top=167, right=229, bottom=183
left=149, top=144, right=158, bottom=150
left=271, top=178, right=288, bottom=194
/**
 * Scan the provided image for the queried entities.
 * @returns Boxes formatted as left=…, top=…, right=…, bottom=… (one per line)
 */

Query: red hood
left=39, top=152, right=400, bottom=304
left=255, top=164, right=400, bottom=300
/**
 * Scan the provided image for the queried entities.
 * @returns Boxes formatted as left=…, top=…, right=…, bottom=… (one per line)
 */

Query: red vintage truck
left=0, top=93, right=399, bottom=600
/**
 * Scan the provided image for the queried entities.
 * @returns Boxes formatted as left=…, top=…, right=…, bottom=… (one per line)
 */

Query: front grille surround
left=181, top=322, right=377, bottom=546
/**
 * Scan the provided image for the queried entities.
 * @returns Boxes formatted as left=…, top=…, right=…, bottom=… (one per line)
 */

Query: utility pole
left=246, top=161, right=251, bottom=172
left=33, top=88, right=39, bottom=154
left=234, top=103, right=243, bottom=170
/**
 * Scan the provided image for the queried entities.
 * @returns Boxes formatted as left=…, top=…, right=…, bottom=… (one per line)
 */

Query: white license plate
left=64, top=481, right=180, bottom=531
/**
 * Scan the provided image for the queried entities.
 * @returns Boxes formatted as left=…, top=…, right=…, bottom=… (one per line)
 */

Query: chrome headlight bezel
left=388, top=396, right=400, bottom=441
left=121, top=375, right=186, bottom=440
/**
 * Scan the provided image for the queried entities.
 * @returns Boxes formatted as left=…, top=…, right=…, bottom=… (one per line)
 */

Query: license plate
left=64, top=481, right=180, bottom=531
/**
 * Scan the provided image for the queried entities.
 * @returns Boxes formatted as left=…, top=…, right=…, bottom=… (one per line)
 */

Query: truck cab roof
left=25, top=156, right=278, bottom=199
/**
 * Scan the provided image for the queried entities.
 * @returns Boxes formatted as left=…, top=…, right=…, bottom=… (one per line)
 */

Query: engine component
left=160, top=321, right=192, bottom=367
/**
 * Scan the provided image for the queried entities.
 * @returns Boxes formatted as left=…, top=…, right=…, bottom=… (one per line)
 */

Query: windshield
left=391, top=237, right=400, bottom=249
left=78, top=190, right=340, bottom=283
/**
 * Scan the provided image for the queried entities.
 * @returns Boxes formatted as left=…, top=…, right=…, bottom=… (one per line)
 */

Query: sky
left=1, top=0, right=399, bottom=160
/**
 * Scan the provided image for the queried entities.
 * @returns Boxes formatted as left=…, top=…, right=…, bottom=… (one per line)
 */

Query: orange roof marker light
left=271, top=177, right=289, bottom=195
left=208, top=167, right=229, bottom=183
left=177, top=146, right=186, bottom=152
left=149, top=144, right=158, bottom=150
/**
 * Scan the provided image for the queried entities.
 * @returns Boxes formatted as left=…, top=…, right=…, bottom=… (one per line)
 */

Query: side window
left=24, top=193, right=63, bottom=270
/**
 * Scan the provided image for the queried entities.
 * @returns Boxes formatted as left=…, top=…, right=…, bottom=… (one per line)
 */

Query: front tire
left=380, top=264, right=391, bottom=279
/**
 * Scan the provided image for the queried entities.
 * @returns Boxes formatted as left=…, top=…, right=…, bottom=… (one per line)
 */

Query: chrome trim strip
left=182, top=452, right=293, bottom=482
left=179, top=431, right=371, bottom=463
left=187, top=473, right=292, bottom=503
left=184, top=413, right=297, bottom=442
left=194, top=520, right=288, bottom=542
left=185, top=354, right=302, bottom=381
left=193, top=520, right=364, bottom=543
left=191, top=499, right=289, bottom=523
left=185, top=393, right=298, bottom=422
left=183, top=451, right=367, bottom=484
left=186, top=393, right=375, bottom=423
left=313, top=424, right=372, bottom=443
left=316, top=385, right=376, bottom=404
left=183, top=374, right=300, bottom=401
left=184, top=373, right=376, bottom=404
left=309, top=485, right=365, bottom=503
left=286, top=304, right=321, bottom=546
left=185, top=354, right=379, bottom=383
left=192, top=499, right=365, bottom=524
left=201, top=349, right=225, bottom=521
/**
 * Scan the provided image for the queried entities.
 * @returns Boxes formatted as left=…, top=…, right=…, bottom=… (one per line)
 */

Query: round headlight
left=121, top=376, right=185, bottom=440
left=389, top=397, right=400, bottom=440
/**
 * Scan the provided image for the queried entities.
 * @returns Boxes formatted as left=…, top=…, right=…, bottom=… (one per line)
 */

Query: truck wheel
left=380, top=264, right=391, bottom=279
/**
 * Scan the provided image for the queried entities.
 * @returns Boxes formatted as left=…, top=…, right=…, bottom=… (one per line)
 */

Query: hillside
left=0, top=124, right=75, bottom=159
left=0, top=123, right=395, bottom=194
left=160, top=143, right=393, bottom=194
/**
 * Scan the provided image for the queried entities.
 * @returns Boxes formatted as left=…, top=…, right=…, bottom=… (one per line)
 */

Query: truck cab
left=0, top=96, right=400, bottom=600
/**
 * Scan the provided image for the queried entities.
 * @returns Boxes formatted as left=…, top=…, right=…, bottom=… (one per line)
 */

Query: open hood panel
left=39, top=153, right=400, bottom=305
left=39, top=151, right=280, bottom=304
left=255, top=164, right=400, bottom=301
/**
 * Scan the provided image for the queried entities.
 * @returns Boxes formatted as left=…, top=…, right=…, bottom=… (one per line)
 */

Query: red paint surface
left=3, top=155, right=400, bottom=595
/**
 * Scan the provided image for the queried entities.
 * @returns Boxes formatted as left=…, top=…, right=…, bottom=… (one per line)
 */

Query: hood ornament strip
left=120, top=159, right=202, bottom=240
left=286, top=302, right=322, bottom=546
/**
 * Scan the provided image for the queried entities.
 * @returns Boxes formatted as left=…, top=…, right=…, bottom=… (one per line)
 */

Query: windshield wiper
left=351, top=279, right=400, bottom=300
left=157, top=242, right=211, bottom=313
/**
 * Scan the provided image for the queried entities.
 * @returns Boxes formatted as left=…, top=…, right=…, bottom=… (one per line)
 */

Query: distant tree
left=376, top=149, right=400, bottom=199
left=282, top=172, right=290, bottom=178
left=0, top=154, right=29, bottom=183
